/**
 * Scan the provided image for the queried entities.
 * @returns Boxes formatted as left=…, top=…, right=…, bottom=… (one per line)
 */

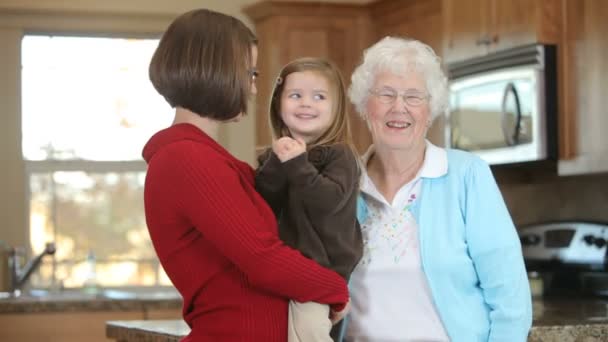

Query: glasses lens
left=377, top=89, right=396, bottom=103
left=405, top=95, right=424, bottom=106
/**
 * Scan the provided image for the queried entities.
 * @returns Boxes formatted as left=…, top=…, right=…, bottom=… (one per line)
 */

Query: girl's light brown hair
left=149, top=9, right=257, bottom=120
left=269, top=57, right=355, bottom=150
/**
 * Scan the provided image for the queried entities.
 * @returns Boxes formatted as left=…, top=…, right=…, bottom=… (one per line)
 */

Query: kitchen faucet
left=9, top=242, right=56, bottom=295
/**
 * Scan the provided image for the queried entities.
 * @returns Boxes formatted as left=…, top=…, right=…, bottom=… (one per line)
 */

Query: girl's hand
left=272, top=137, right=306, bottom=162
left=330, top=298, right=351, bottom=325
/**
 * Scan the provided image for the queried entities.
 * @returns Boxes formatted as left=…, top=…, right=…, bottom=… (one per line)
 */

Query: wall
left=0, top=27, right=24, bottom=247
left=496, top=169, right=608, bottom=227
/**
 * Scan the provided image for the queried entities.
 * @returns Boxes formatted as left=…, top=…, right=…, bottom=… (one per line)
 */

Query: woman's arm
left=167, top=141, right=348, bottom=309
left=464, top=158, right=532, bottom=341
left=255, top=149, right=287, bottom=217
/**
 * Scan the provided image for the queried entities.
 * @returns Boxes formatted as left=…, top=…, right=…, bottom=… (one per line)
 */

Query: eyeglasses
left=369, top=88, right=429, bottom=107
left=249, top=69, right=259, bottom=82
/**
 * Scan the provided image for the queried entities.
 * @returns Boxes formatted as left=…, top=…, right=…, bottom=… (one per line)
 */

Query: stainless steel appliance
left=447, top=44, right=557, bottom=165
left=519, top=221, right=608, bottom=297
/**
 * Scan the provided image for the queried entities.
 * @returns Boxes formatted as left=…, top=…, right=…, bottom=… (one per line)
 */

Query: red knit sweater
left=142, top=123, right=348, bottom=341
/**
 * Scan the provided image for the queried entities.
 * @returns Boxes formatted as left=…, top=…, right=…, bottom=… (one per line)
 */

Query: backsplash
left=495, top=169, right=608, bottom=227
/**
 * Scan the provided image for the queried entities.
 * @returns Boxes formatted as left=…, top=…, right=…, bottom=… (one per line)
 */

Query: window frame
left=0, top=8, right=176, bottom=288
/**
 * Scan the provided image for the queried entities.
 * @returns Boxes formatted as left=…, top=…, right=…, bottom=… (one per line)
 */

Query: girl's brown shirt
left=255, top=144, right=363, bottom=280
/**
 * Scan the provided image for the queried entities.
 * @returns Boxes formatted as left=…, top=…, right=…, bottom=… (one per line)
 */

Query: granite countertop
left=527, top=298, right=608, bottom=342
left=106, top=298, right=608, bottom=342
left=0, top=288, right=182, bottom=314
left=107, top=320, right=188, bottom=342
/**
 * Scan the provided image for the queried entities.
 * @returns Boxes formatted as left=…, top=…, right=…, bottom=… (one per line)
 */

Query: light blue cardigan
left=347, top=148, right=532, bottom=342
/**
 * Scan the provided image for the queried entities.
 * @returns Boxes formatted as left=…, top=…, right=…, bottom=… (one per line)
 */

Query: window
left=22, top=35, right=173, bottom=288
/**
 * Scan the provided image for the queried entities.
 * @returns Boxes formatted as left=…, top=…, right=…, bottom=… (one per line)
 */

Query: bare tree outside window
left=22, top=35, right=173, bottom=289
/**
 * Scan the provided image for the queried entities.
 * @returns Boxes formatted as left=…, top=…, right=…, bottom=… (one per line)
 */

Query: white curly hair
left=348, top=36, right=449, bottom=122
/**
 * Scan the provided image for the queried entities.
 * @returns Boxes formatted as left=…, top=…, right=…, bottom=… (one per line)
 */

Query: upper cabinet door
left=373, top=0, right=442, bottom=53
left=558, top=0, right=608, bottom=175
left=443, top=0, right=560, bottom=63
left=490, top=0, right=560, bottom=53
left=442, top=0, right=490, bottom=63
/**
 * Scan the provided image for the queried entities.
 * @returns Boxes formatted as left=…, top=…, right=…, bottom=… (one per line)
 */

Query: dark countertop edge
left=0, top=298, right=182, bottom=314
left=532, top=322, right=608, bottom=329
left=106, top=320, right=608, bottom=341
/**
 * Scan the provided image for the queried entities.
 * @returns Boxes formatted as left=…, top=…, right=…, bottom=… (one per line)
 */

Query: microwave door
left=449, top=68, right=541, bottom=165
left=449, top=77, right=511, bottom=152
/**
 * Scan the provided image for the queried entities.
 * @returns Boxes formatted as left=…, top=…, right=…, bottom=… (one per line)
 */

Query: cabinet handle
left=475, top=36, right=492, bottom=46
left=476, top=35, right=499, bottom=46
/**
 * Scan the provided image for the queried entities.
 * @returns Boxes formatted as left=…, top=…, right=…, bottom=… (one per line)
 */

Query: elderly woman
left=344, top=36, right=532, bottom=341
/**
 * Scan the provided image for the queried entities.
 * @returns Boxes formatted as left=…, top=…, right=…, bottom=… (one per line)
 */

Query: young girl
left=255, top=57, right=363, bottom=342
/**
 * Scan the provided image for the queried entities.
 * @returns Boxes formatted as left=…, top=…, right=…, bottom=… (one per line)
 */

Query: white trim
left=558, top=152, right=608, bottom=176
left=418, top=140, right=447, bottom=178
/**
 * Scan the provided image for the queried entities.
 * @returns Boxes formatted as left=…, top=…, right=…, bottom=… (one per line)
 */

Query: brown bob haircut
left=269, top=57, right=354, bottom=149
left=149, top=9, right=257, bottom=120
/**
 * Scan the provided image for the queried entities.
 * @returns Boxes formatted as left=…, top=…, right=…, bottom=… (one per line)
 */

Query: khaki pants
left=288, top=301, right=333, bottom=342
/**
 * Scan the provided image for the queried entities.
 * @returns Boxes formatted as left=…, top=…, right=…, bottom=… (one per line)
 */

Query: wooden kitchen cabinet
left=0, top=302, right=182, bottom=342
left=557, top=0, right=608, bottom=174
left=442, top=0, right=561, bottom=63
left=244, top=1, right=373, bottom=154
left=0, top=311, right=142, bottom=342
left=371, top=0, right=442, bottom=53
left=442, top=0, right=488, bottom=62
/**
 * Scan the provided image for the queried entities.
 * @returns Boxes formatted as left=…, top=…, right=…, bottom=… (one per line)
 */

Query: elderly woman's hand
left=272, top=137, right=306, bottom=162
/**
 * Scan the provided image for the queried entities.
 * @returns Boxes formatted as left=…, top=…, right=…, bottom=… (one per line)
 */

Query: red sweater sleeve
left=162, top=141, right=348, bottom=308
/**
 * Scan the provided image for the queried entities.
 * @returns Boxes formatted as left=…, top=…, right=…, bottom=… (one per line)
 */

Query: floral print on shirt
left=359, top=191, right=420, bottom=266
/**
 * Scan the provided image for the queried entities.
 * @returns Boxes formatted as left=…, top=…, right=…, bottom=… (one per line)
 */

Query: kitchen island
left=106, top=298, right=608, bottom=342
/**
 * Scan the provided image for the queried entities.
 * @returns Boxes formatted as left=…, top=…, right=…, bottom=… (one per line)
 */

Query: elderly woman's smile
left=384, top=119, right=413, bottom=134
left=385, top=119, right=411, bottom=128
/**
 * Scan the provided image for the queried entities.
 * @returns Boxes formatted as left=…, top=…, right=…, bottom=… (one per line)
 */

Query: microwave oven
left=446, top=44, right=558, bottom=165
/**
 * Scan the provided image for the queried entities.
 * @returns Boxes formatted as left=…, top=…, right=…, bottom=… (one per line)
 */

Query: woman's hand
left=330, top=298, right=351, bottom=325
left=272, top=137, right=306, bottom=162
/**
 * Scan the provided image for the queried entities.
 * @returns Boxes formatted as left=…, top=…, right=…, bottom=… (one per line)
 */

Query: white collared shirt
left=346, top=141, right=450, bottom=342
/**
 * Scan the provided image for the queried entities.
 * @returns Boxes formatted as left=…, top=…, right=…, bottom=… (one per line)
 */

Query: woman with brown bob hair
left=143, top=9, right=349, bottom=341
